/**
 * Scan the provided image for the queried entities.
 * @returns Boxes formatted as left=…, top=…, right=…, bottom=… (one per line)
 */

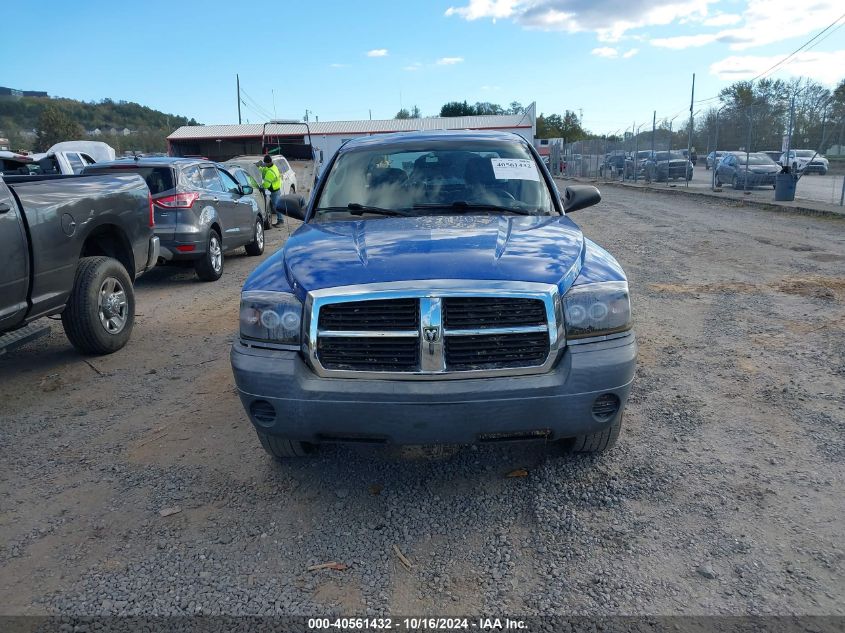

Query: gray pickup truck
left=0, top=173, right=159, bottom=355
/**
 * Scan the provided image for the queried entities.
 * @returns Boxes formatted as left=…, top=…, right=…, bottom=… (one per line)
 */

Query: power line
left=748, top=11, right=845, bottom=83
left=239, top=88, right=274, bottom=120
left=689, top=12, right=845, bottom=108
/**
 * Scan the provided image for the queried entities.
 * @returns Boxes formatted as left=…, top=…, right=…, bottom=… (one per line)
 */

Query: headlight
left=563, top=281, right=631, bottom=340
left=239, top=290, right=302, bottom=347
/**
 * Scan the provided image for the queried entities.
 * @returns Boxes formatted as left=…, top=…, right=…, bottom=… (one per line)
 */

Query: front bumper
left=738, top=171, right=778, bottom=186
left=230, top=333, right=637, bottom=445
left=801, top=163, right=828, bottom=174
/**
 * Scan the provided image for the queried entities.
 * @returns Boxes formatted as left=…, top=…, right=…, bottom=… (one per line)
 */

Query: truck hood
left=250, top=215, right=586, bottom=297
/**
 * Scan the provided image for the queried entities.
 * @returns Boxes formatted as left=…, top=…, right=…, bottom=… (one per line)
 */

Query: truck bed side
left=4, top=173, right=151, bottom=323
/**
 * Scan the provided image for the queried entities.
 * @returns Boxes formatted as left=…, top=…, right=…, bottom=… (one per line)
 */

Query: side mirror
left=276, top=194, right=306, bottom=221
left=241, top=185, right=253, bottom=195
left=561, top=185, right=601, bottom=213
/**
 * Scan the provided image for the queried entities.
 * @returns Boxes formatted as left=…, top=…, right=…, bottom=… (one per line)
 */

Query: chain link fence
left=546, top=102, right=845, bottom=207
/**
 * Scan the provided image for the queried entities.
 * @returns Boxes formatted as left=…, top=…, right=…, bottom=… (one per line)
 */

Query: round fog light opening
left=592, top=393, right=620, bottom=421
left=250, top=400, right=277, bottom=426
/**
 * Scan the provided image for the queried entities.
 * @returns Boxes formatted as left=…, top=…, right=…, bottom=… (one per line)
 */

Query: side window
left=80, top=153, right=96, bottom=165
left=200, top=166, right=224, bottom=192
left=219, top=169, right=240, bottom=194
left=66, top=152, right=85, bottom=174
left=182, top=165, right=204, bottom=189
left=232, top=170, right=250, bottom=187
left=277, top=160, right=289, bottom=174
left=247, top=174, right=259, bottom=189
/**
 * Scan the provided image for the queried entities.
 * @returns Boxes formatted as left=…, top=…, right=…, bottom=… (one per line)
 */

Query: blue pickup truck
left=230, top=131, right=636, bottom=459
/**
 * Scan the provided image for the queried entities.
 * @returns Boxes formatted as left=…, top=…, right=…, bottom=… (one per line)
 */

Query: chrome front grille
left=305, top=282, right=563, bottom=380
left=444, top=331, right=550, bottom=370
left=318, top=335, right=420, bottom=371
left=318, top=298, right=419, bottom=331
left=442, top=297, right=546, bottom=328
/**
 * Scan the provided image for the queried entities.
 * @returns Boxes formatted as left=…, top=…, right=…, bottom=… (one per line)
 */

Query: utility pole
left=236, top=74, right=242, bottom=125
left=651, top=111, right=656, bottom=155
left=785, top=94, right=795, bottom=167
left=369, top=109, right=372, bottom=121
left=686, top=73, right=695, bottom=188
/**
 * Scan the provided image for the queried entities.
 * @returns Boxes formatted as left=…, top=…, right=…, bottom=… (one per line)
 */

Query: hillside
left=0, top=96, right=200, bottom=153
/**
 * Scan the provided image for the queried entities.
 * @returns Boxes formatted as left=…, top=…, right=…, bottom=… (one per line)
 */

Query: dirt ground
left=1, top=189, right=843, bottom=617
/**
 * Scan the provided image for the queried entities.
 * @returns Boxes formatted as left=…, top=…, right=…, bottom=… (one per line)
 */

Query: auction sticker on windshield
left=490, top=158, right=539, bottom=181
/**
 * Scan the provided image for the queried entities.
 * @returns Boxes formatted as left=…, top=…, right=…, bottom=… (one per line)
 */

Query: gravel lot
left=1, top=188, right=843, bottom=618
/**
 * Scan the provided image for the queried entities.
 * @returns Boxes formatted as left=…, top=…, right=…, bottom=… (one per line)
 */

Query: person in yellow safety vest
left=258, top=155, right=283, bottom=226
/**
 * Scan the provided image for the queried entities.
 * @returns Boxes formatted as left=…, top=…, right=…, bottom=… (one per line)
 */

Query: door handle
left=212, top=197, right=219, bottom=202
left=0, top=202, right=11, bottom=214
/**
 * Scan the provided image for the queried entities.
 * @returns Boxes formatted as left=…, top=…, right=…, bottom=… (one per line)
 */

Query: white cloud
left=436, top=56, right=465, bottom=65
left=623, top=48, right=640, bottom=58
left=652, top=0, right=844, bottom=51
left=445, top=0, right=518, bottom=20
left=710, top=50, right=845, bottom=85
left=403, top=63, right=423, bottom=71
left=651, top=33, right=718, bottom=48
left=591, top=47, right=619, bottom=58
left=703, top=13, right=741, bottom=26
left=445, top=0, right=714, bottom=42
left=366, top=49, right=388, bottom=57
left=480, top=85, right=502, bottom=91
left=446, top=0, right=843, bottom=51
left=329, top=63, right=348, bottom=68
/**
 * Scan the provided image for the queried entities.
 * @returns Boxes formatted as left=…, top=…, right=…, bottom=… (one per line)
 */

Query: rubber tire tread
left=568, top=414, right=623, bottom=454
left=195, top=230, right=223, bottom=281
left=61, top=256, right=134, bottom=355
left=256, top=430, right=315, bottom=459
left=245, top=220, right=264, bottom=256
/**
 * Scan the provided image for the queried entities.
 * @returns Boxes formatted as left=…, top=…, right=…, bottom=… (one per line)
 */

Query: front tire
left=566, top=414, right=623, bottom=454
left=195, top=229, right=223, bottom=281
left=245, top=219, right=265, bottom=256
left=256, top=430, right=315, bottom=459
left=61, top=256, right=135, bottom=355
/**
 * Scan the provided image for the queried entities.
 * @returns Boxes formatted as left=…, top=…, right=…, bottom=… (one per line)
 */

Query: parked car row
left=1, top=147, right=303, bottom=358
left=706, top=149, right=829, bottom=175
left=83, top=157, right=270, bottom=281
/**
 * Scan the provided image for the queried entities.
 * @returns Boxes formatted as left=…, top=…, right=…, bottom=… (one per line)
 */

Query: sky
left=1, top=0, right=843, bottom=134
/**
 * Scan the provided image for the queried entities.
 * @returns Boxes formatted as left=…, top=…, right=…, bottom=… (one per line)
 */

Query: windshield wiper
left=314, top=203, right=408, bottom=217
left=412, top=201, right=538, bottom=216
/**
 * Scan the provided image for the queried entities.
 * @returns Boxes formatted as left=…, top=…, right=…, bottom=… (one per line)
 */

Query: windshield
left=314, top=140, right=555, bottom=218
left=654, top=152, right=685, bottom=161
left=795, top=150, right=816, bottom=157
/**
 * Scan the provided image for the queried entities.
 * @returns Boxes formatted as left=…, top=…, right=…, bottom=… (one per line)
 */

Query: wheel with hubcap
left=245, top=218, right=265, bottom=256
left=61, top=256, right=135, bottom=355
left=195, top=229, right=223, bottom=281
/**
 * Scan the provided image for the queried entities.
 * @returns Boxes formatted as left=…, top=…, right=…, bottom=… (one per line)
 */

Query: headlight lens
left=239, top=290, right=302, bottom=347
left=563, top=281, right=631, bottom=340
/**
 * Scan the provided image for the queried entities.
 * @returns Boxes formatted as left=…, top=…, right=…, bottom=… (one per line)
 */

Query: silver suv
left=84, top=158, right=266, bottom=281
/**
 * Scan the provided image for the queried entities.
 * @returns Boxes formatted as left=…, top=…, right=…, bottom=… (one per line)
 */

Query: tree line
left=0, top=96, right=198, bottom=152
left=394, top=100, right=588, bottom=143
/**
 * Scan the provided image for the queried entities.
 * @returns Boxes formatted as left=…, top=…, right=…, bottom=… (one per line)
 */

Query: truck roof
left=339, top=130, right=528, bottom=152
left=89, top=157, right=206, bottom=168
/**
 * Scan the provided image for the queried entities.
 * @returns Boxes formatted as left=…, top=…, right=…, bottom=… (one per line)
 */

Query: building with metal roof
left=166, top=104, right=536, bottom=163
